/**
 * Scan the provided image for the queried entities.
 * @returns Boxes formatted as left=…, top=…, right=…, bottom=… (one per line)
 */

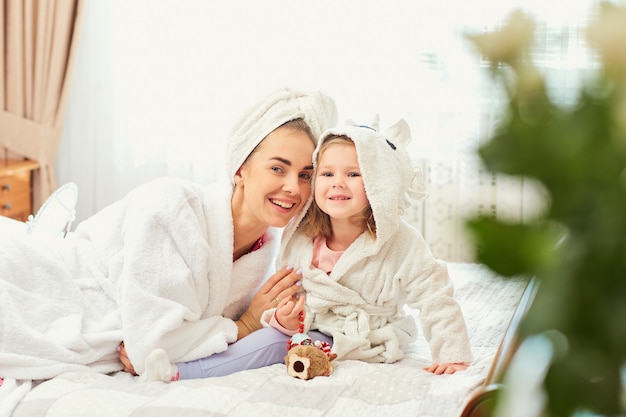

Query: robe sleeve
left=113, top=179, right=238, bottom=373
left=403, top=254, right=473, bottom=364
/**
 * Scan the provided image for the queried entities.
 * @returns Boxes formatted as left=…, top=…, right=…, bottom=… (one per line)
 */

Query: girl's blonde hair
left=299, top=135, right=376, bottom=239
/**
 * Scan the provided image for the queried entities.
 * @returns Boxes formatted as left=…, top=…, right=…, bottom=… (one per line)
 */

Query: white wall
left=56, top=0, right=600, bottom=261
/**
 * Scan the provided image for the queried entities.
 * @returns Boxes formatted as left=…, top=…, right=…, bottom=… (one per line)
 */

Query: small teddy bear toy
left=284, top=312, right=337, bottom=380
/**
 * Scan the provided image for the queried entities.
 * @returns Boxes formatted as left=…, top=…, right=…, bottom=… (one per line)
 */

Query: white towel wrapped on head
left=226, top=87, right=338, bottom=185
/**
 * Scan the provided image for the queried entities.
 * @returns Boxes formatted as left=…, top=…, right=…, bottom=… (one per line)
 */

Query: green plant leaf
left=466, top=216, right=556, bottom=277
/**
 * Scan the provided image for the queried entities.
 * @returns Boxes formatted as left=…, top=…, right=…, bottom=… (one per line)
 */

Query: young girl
left=274, top=117, right=473, bottom=374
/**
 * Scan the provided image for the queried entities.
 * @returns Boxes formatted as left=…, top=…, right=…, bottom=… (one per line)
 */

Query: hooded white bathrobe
left=278, top=118, right=473, bottom=364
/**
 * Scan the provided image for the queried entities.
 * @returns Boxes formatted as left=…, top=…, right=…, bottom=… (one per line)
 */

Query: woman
left=0, top=88, right=337, bottom=382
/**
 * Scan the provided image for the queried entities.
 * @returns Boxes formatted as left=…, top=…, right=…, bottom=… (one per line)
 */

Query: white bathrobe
left=280, top=220, right=472, bottom=364
left=278, top=118, right=473, bottom=364
left=0, top=177, right=279, bottom=379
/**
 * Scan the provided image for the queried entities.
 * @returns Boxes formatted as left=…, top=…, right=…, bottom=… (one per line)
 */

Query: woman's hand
left=118, top=342, right=138, bottom=375
left=274, top=294, right=306, bottom=331
left=236, top=265, right=303, bottom=339
left=423, top=362, right=469, bottom=375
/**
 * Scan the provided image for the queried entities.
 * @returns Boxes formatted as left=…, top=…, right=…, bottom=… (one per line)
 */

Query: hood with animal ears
left=282, top=115, right=428, bottom=250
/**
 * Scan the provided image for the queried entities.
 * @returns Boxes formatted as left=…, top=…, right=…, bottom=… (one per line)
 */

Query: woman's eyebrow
left=271, top=157, right=291, bottom=166
left=271, top=157, right=313, bottom=170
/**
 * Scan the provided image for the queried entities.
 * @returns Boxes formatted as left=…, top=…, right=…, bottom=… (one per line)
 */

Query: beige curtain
left=0, top=0, right=84, bottom=210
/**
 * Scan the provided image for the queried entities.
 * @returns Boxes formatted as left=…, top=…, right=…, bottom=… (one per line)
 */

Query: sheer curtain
left=57, top=0, right=602, bottom=261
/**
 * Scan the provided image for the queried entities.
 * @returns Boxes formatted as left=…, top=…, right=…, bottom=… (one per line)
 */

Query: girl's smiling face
left=314, top=142, right=370, bottom=223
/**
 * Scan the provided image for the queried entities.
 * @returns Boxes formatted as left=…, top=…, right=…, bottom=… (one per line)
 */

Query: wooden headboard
left=461, top=277, right=539, bottom=417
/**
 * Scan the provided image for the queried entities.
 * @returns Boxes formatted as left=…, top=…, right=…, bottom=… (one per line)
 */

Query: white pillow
left=26, top=182, right=78, bottom=238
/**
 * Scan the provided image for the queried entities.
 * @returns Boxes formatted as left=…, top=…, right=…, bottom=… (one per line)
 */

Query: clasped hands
left=236, top=265, right=304, bottom=338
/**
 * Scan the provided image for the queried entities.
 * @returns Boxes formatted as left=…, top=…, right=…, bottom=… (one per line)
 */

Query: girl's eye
left=319, top=172, right=333, bottom=177
left=348, top=172, right=361, bottom=177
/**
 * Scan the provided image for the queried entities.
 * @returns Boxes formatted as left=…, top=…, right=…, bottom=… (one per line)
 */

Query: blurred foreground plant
left=466, top=3, right=626, bottom=416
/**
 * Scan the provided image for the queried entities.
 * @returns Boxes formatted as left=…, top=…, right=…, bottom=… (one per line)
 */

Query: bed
left=5, top=262, right=534, bottom=417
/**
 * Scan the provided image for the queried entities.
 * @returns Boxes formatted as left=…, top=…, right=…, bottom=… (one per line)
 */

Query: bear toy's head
left=284, top=344, right=337, bottom=380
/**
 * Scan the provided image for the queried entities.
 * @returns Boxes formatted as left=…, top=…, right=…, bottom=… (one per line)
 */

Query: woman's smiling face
left=236, top=126, right=315, bottom=228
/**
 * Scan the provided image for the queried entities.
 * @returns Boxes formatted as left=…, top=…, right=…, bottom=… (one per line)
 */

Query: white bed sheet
left=10, top=262, right=528, bottom=417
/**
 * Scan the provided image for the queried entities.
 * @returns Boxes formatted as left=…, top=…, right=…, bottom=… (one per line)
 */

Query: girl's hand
left=118, top=342, right=138, bottom=375
left=423, top=362, right=469, bottom=375
left=236, top=265, right=303, bottom=339
left=274, top=294, right=306, bottom=331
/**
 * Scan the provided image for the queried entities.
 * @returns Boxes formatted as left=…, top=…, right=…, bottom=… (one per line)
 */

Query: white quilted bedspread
left=11, top=263, right=528, bottom=417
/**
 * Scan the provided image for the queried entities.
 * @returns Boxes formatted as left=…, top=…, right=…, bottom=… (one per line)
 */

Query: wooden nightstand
left=0, top=159, right=40, bottom=221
